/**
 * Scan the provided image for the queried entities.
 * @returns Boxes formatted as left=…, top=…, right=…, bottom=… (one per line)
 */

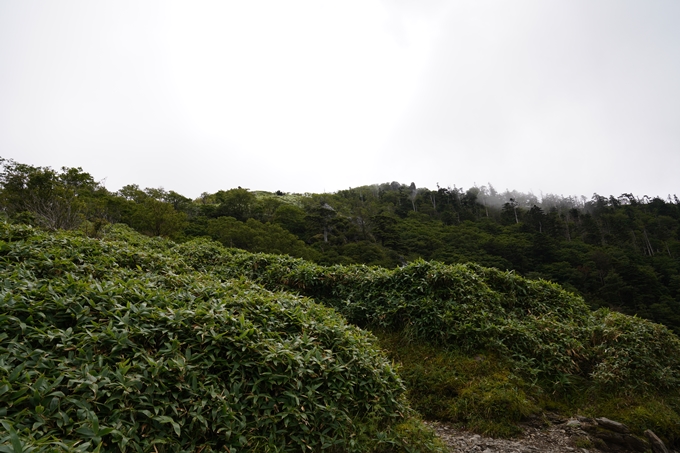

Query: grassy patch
left=379, top=330, right=680, bottom=444
left=571, top=436, right=593, bottom=449
left=583, top=396, right=680, bottom=446
left=378, top=332, right=540, bottom=437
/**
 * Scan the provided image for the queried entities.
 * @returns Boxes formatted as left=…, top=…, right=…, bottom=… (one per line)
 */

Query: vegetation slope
left=0, top=223, right=443, bottom=452
left=1, top=155, right=680, bottom=449
left=2, top=157, right=679, bottom=337
left=175, top=236, right=680, bottom=442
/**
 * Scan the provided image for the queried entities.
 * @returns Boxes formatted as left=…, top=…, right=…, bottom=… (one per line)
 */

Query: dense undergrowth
left=2, top=223, right=680, bottom=450
left=173, top=234, right=680, bottom=444
left=0, top=223, right=443, bottom=452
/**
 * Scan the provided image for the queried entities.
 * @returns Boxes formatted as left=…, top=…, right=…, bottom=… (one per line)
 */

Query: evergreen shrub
left=0, top=223, right=443, bottom=452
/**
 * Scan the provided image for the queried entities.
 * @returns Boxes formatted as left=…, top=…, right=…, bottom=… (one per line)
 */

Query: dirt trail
left=426, top=418, right=677, bottom=453
left=427, top=420, right=601, bottom=453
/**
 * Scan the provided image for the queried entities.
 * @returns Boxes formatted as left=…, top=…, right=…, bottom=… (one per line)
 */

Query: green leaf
left=153, top=416, right=181, bottom=436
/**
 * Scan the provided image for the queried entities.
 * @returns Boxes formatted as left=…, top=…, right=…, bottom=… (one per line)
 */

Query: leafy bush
left=173, top=237, right=680, bottom=441
left=5, top=222, right=679, bottom=446
left=0, top=223, right=443, bottom=452
left=175, top=244, right=680, bottom=393
left=589, top=309, right=680, bottom=392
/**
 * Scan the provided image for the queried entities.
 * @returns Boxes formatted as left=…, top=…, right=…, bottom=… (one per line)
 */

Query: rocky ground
left=425, top=415, right=677, bottom=453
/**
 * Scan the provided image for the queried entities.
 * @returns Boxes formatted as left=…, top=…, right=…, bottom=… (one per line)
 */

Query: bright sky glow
left=1, top=1, right=678, bottom=199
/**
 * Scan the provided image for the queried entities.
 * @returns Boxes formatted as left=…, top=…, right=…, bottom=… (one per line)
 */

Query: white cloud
left=0, top=0, right=678, bottom=198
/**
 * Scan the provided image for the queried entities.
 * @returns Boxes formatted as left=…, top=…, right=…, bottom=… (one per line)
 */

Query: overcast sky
left=1, top=1, right=679, bottom=199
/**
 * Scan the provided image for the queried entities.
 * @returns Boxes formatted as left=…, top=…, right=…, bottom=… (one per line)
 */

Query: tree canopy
left=2, top=157, right=679, bottom=334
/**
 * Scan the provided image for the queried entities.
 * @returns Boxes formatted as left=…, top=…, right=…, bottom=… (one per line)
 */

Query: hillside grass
left=172, top=235, right=680, bottom=445
left=0, top=223, right=443, bottom=452
left=3, top=223, right=680, bottom=450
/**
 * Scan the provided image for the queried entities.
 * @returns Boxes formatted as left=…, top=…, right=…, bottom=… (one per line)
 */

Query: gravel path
left=425, top=419, right=605, bottom=453
left=427, top=417, right=680, bottom=453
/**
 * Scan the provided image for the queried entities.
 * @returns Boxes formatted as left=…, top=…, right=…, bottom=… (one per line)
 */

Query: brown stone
left=595, top=417, right=630, bottom=434
left=545, top=412, right=567, bottom=424
left=644, top=429, right=669, bottom=453
left=592, top=429, right=628, bottom=447
left=577, top=415, right=596, bottom=424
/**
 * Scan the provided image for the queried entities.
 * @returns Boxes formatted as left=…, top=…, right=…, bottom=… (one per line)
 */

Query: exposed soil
left=425, top=417, right=678, bottom=453
left=426, top=420, right=600, bottom=453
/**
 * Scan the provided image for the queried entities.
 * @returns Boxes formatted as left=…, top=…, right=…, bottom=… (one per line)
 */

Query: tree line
left=1, top=157, right=679, bottom=334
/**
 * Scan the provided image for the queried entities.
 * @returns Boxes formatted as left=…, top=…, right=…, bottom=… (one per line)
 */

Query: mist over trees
left=2, top=157, right=679, bottom=334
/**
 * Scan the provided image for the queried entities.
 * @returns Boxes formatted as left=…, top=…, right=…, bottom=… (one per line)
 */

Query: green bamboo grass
left=0, top=223, right=443, bottom=452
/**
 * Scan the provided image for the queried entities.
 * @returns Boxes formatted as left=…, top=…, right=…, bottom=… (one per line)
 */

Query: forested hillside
left=2, top=157, right=679, bottom=335
left=2, top=223, right=680, bottom=450
left=2, top=157, right=680, bottom=449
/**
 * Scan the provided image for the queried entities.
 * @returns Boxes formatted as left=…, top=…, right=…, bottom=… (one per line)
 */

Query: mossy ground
left=378, top=331, right=680, bottom=446
left=378, top=332, right=540, bottom=437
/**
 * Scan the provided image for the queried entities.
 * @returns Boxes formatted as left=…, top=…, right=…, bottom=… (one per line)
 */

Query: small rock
left=566, top=419, right=581, bottom=428
left=545, top=412, right=567, bottom=423
left=644, top=429, right=669, bottom=453
left=591, top=429, right=628, bottom=447
left=595, top=417, right=630, bottom=434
